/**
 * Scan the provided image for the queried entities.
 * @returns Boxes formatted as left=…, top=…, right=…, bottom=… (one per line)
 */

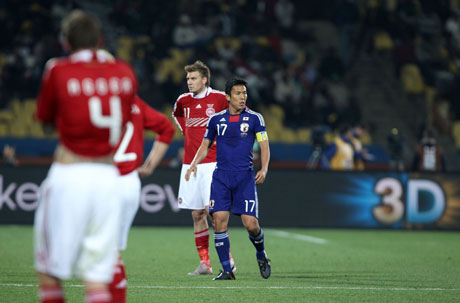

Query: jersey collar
left=192, top=86, right=212, bottom=99
left=70, top=49, right=114, bottom=63
left=226, top=107, right=247, bottom=115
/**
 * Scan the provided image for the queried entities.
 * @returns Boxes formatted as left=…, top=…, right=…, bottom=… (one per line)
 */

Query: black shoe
left=213, top=270, right=236, bottom=280
left=257, top=258, right=271, bottom=279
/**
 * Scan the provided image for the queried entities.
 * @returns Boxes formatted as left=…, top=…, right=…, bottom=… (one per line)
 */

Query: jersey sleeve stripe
left=172, top=115, right=183, bottom=132
left=175, top=92, right=192, bottom=102
left=210, top=89, right=226, bottom=96
left=247, top=109, right=265, bottom=127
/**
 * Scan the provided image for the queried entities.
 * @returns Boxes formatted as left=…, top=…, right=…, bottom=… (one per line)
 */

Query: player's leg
left=35, top=176, right=65, bottom=303
left=190, top=208, right=212, bottom=274
left=178, top=163, right=213, bottom=275
left=37, top=273, right=64, bottom=303
left=212, top=211, right=234, bottom=280
left=84, top=282, right=111, bottom=303
left=241, top=215, right=271, bottom=279
left=76, top=164, right=123, bottom=303
left=209, top=170, right=235, bottom=280
left=236, top=171, right=271, bottom=279
left=34, top=164, right=90, bottom=302
left=201, top=163, right=236, bottom=273
left=190, top=163, right=221, bottom=275
left=110, top=171, right=141, bottom=303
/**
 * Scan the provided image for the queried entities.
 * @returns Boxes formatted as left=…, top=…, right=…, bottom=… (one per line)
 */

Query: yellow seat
left=360, top=132, right=372, bottom=145
left=0, top=124, right=8, bottom=136
left=297, top=127, right=311, bottom=143
left=374, top=31, right=394, bottom=50
left=116, top=36, right=134, bottom=61
left=452, top=121, right=460, bottom=147
left=279, top=127, right=297, bottom=143
left=400, top=64, right=425, bottom=94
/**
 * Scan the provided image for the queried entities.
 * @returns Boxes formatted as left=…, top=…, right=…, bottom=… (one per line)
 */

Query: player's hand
left=137, top=166, right=154, bottom=178
left=255, top=169, right=267, bottom=184
left=185, top=165, right=197, bottom=181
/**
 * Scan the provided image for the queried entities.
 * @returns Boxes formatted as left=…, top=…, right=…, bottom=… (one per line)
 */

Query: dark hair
left=184, top=60, right=211, bottom=86
left=225, top=78, right=247, bottom=96
left=61, top=10, right=101, bottom=51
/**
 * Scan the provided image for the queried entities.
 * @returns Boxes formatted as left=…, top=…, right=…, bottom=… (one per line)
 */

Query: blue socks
left=249, top=228, right=266, bottom=260
left=214, top=231, right=232, bottom=273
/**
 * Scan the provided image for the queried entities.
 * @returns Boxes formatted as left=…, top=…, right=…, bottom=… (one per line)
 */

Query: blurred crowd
left=0, top=0, right=363, bottom=130
left=1, top=0, right=460, bottom=171
left=365, top=0, right=460, bottom=136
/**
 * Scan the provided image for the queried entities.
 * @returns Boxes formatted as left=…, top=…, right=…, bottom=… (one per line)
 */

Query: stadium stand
left=2, top=0, right=460, bottom=170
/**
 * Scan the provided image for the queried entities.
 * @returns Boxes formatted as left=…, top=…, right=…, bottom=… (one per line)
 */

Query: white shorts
left=34, top=163, right=123, bottom=283
left=117, top=170, right=141, bottom=251
left=178, top=162, right=216, bottom=210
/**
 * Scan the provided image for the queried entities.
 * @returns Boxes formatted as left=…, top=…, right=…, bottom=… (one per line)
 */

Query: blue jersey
left=204, top=107, right=266, bottom=171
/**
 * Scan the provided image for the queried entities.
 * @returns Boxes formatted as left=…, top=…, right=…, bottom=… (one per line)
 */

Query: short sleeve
left=36, top=60, right=58, bottom=124
left=204, top=116, right=217, bottom=141
left=254, top=112, right=266, bottom=134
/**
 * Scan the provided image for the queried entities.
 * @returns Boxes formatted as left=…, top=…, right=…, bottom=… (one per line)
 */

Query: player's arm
left=255, top=131, right=270, bottom=184
left=185, top=138, right=213, bottom=181
left=138, top=141, right=170, bottom=177
left=172, top=98, right=186, bottom=134
left=138, top=99, right=175, bottom=177
left=36, top=59, right=58, bottom=127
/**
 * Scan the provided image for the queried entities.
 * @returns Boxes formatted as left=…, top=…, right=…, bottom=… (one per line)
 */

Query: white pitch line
left=1, top=283, right=459, bottom=292
left=269, top=229, right=328, bottom=244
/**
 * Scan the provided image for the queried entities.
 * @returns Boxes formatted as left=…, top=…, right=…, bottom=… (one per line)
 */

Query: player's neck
left=229, top=107, right=243, bottom=115
left=70, top=47, right=97, bottom=55
left=192, top=86, right=208, bottom=98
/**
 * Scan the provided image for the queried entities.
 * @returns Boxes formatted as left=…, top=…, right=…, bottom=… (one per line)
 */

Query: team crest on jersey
left=243, top=116, right=249, bottom=121
left=131, top=104, right=140, bottom=114
left=210, top=200, right=215, bottom=208
left=205, top=104, right=215, bottom=117
left=240, top=122, right=249, bottom=133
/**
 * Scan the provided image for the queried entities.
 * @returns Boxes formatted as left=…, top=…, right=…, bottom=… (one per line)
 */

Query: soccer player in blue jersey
left=185, top=78, right=271, bottom=280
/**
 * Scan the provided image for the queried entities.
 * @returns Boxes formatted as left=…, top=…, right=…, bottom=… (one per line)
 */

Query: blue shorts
left=209, top=169, right=259, bottom=218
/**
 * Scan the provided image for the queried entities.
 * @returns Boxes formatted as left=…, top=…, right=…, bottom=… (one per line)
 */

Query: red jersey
left=115, top=96, right=175, bottom=175
left=36, top=49, right=138, bottom=157
left=172, top=87, right=228, bottom=164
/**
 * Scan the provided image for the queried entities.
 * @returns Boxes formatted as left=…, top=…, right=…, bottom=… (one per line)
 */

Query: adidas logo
left=220, top=118, right=226, bottom=122
left=196, top=104, right=202, bottom=109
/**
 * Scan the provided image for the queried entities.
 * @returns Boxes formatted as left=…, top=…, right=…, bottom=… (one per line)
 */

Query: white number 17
left=217, top=123, right=227, bottom=136
left=245, top=199, right=255, bottom=212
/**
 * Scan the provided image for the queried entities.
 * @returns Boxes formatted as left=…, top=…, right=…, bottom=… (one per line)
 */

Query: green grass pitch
left=0, top=225, right=459, bottom=302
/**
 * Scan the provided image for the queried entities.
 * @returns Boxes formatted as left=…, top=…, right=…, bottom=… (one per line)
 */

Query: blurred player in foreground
left=172, top=61, right=235, bottom=275
left=111, top=95, right=175, bottom=303
left=186, top=78, right=271, bottom=280
left=34, top=10, right=137, bottom=303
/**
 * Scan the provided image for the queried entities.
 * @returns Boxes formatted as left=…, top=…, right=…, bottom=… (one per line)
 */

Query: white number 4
left=245, top=199, right=255, bottom=212
left=89, top=96, right=122, bottom=146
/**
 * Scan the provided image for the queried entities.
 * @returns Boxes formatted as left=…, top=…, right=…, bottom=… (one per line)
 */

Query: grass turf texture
left=0, top=226, right=459, bottom=302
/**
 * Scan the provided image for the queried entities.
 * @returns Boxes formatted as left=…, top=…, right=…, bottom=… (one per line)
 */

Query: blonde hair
left=184, top=60, right=211, bottom=86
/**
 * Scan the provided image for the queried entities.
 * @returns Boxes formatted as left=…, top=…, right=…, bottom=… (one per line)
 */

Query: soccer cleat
left=187, top=263, right=213, bottom=276
left=213, top=271, right=235, bottom=280
left=230, top=256, right=237, bottom=274
left=257, top=258, right=271, bottom=279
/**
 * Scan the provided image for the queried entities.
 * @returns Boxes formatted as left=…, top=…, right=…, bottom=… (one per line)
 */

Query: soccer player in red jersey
left=110, top=95, right=175, bottom=303
left=34, top=10, right=138, bottom=303
left=172, top=61, right=235, bottom=275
